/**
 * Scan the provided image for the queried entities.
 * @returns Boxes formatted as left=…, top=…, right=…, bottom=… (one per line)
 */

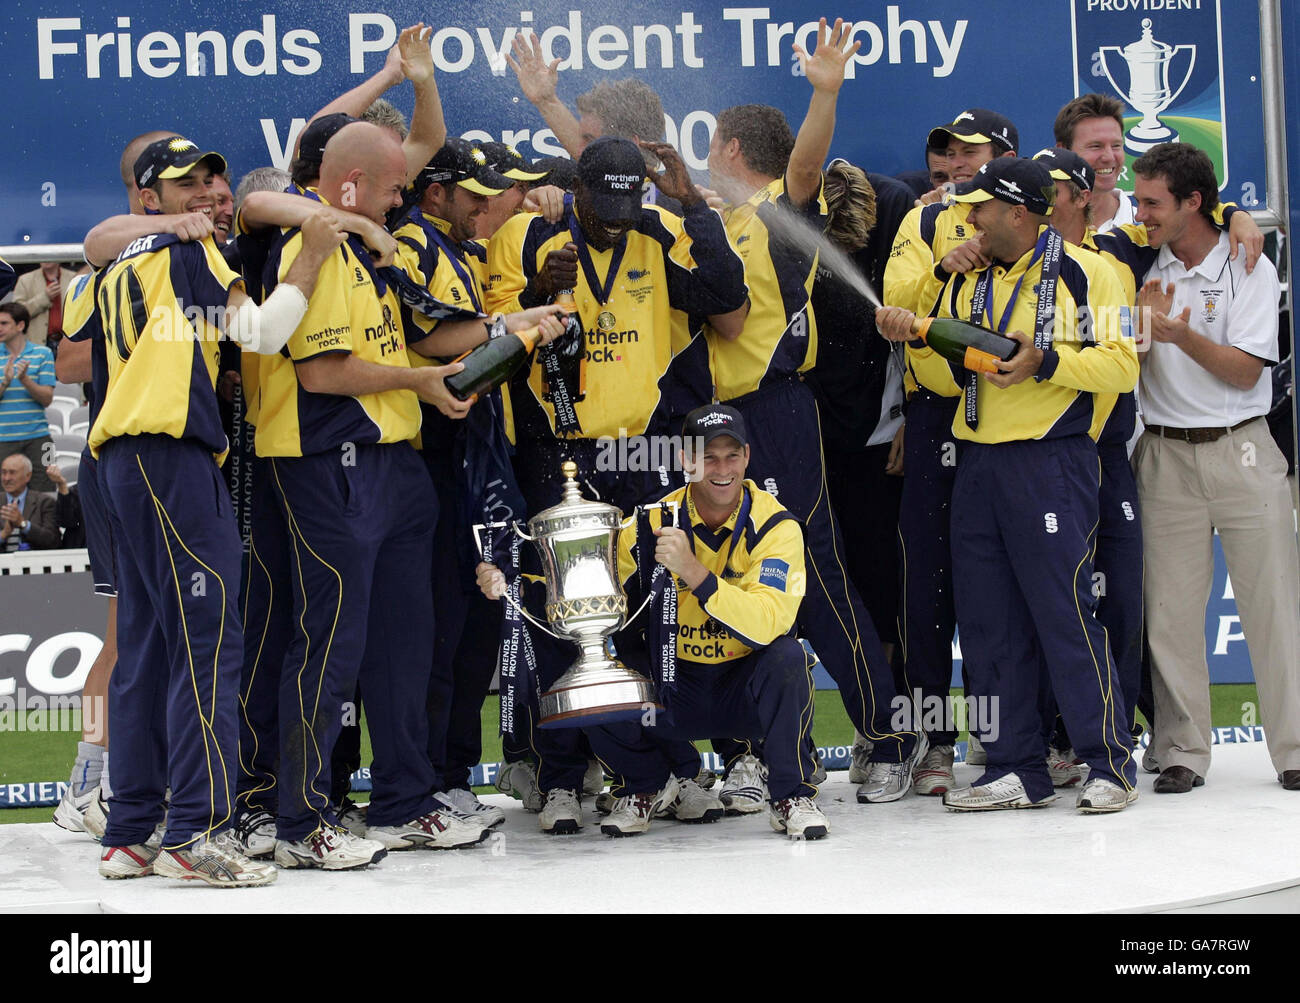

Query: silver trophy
left=1099, top=18, right=1196, bottom=155
left=475, top=461, right=679, bottom=729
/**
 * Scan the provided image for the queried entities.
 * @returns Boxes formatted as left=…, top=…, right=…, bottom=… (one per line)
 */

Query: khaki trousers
left=1133, top=419, right=1300, bottom=778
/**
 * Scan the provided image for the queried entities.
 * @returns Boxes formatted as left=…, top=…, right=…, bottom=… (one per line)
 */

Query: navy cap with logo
left=530, top=156, right=579, bottom=193
left=951, top=157, right=1056, bottom=216
left=927, top=108, right=1019, bottom=156
left=296, top=113, right=359, bottom=166
left=480, top=141, right=549, bottom=182
left=1032, top=147, right=1096, bottom=193
left=417, top=138, right=513, bottom=197
left=577, top=137, right=646, bottom=223
left=683, top=404, right=749, bottom=448
left=133, top=136, right=227, bottom=190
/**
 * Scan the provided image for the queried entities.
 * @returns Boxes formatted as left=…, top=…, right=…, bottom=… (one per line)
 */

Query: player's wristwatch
left=485, top=314, right=508, bottom=340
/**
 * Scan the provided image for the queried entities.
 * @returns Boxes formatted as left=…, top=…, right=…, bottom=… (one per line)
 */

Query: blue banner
left=811, top=532, right=1258, bottom=689
left=0, top=0, right=1273, bottom=248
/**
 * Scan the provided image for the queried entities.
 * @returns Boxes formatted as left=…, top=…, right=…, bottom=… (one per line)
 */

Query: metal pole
left=1260, top=0, right=1300, bottom=621
left=1257, top=0, right=1288, bottom=231
left=0, top=244, right=86, bottom=266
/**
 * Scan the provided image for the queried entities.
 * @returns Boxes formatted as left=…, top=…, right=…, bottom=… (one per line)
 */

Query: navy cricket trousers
left=731, top=376, right=916, bottom=763
left=589, top=637, right=819, bottom=801
left=896, top=391, right=962, bottom=746
left=267, top=442, right=438, bottom=838
left=99, top=435, right=243, bottom=849
left=952, top=436, right=1137, bottom=800
left=235, top=456, right=293, bottom=817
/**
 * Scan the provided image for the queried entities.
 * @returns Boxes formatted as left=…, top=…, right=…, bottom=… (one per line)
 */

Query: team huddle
left=25, top=15, right=1300, bottom=888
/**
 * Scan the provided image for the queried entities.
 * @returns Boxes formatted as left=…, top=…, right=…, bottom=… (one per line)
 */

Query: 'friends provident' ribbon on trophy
left=497, top=530, right=538, bottom=742
left=964, top=225, right=1064, bottom=430
left=635, top=508, right=679, bottom=717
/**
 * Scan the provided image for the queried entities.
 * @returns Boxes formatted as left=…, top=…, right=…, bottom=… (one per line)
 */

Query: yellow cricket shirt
left=89, top=233, right=242, bottom=460
left=707, top=176, right=826, bottom=402
left=485, top=199, right=746, bottom=440
left=253, top=226, right=419, bottom=458
left=906, top=225, right=1138, bottom=444
left=617, top=480, right=804, bottom=665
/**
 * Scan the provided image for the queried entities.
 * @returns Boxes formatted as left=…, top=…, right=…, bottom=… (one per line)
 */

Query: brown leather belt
left=1144, top=417, right=1259, bottom=444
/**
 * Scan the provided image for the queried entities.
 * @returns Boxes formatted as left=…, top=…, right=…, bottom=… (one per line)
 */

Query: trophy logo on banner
left=1099, top=19, right=1195, bottom=154
left=1071, top=0, right=1228, bottom=189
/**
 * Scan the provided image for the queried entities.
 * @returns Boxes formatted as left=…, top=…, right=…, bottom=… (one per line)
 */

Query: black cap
left=952, top=157, right=1056, bottom=216
left=530, top=156, right=579, bottom=192
left=927, top=108, right=1018, bottom=155
left=682, top=404, right=749, bottom=448
left=1032, top=147, right=1096, bottom=192
left=577, top=137, right=645, bottom=223
left=417, top=138, right=513, bottom=197
left=297, top=113, right=358, bottom=166
left=480, top=141, right=549, bottom=182
left=133, top=136, right=227, bottom=189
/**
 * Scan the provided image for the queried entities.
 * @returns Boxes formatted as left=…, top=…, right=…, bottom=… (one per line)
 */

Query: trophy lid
left=528, top=461, right=623, bottom=533
left=1124, top=18, right=1172, bottom=58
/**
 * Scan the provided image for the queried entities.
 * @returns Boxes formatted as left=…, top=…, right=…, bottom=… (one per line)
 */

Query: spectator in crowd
left=1, top=453, right=60, bottom=550
left=14, top=261, right=79, bottom=352
left=0, top=302, right=57, bottom=491
left=45, top=462, right=85, bottom=548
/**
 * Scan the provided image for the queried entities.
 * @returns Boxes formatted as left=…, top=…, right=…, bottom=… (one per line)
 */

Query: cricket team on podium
left=24, top=15, right=1297, bottom=889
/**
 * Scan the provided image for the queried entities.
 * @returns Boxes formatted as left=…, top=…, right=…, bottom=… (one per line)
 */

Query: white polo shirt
left=1138, top=231, right=1280, bottom=428
left=1095, top=190, right=1136, bottom=233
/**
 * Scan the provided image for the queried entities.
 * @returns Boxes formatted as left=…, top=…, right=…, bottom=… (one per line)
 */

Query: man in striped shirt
left=0, top=302, right=57, bottom=492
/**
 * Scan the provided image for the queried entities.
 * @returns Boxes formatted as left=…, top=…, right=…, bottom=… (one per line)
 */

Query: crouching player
left=477, top=405, right=826, bottom=839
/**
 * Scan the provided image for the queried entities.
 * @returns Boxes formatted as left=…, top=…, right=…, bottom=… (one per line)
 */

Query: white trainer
left=601, top=780, right=680, bottom=837
left=1076, top=778, right=1139, bottom=813
left=943, top=773, right=1058, bottom=812
left=768, top=796, right=830, bottom=839
left=438, top=787, right=505, bottom=828
left=1047, top=748, right=1089, bottom=788
left=858, top=732, right=928, bottom=803
left=54, top=781, right=98, bottom=834
left=965, top=734, right=987, bottom=765
left=582, top=760, right=605, bottom=797
left=496, top=760, right=543, bottom=812
left=152, top=830, right=278, bottom=887
left=538, top=788, right=583, bottom=834
left=274, top=823, right=387, bottom=869
left=720, top=754, right=768, bottom=815
left=98, top=836, right=161, bottom=880
left=810, top=749, right=828, bottom=787
left=912, top=743, right=956, bottom=796
left=231, top=808, right=277, bottom=859
left=848, top=732, right=874, bottom=784
left=333, top=797, right=368, bottom=837
left=82, top=787, right=109, bottom=841
left=368, top=804, right=491, bottom=850
left=658, top=776, right=723, bottom=823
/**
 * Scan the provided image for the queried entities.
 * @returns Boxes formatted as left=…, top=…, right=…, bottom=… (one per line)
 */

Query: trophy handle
left=472, top=520, right=533, bottom=559
left=500, top=591, right=569, bottom=640
left=1096, top=47, right=1130, bottom=110
left=1165, top=45, right=1197, bottom=109
left=622, top=499, right=683, bottom=626
left=621, top=499, right=681, bottom=529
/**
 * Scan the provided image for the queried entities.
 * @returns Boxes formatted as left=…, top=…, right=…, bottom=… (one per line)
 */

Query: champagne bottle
left=910, top=316, right=1019, bottom=374
left=445, top=319, right=543, bottom=401
left=551, top=289, right=585, bottom=359
left=550, top=288, right=587, bottom=401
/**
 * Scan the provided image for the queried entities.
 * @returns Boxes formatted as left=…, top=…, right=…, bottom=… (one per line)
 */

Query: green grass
left=0, top=685, right=1263, bottom=825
